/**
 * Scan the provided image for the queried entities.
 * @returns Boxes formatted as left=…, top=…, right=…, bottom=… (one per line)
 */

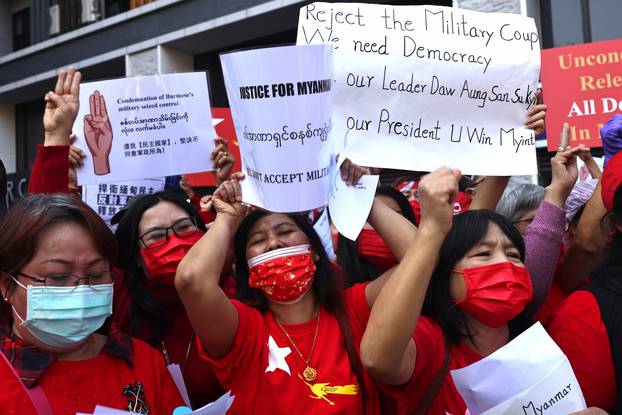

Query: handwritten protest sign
left=74, top=73, right=215, bottom=185
left=82, top=178, right=165, bottom=229
left=451, top=323, right=586, bottom=415
left=221, top=45, right=334, bottom=212
left=297, top=3, right=540, bottom=175
left=542, top=38, right=622, bottom=151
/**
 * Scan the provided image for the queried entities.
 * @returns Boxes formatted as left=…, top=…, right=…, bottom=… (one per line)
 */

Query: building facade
left=0, top=0, right=621, bottom=192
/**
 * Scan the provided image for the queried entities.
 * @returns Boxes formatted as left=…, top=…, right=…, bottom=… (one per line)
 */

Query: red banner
left=541, top=39, right=622, bottom=151
left=185, top=107, right=241, bottom=187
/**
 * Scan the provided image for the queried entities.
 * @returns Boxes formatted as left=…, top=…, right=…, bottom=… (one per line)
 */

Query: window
left=12, top=8, right=30, bottom=51
left=541, top=0, right=622, bottom=48
left=588, top=0, right=622, bottom=42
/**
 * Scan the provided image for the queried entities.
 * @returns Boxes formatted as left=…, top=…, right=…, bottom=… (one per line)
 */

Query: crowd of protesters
left=0, top=63, right=621, bottom=415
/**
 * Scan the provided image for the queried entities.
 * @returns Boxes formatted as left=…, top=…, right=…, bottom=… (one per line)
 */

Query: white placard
left=297, top=3, right=540, bottom=175
left=450, top=322, right=586, bottom=415
left=221, top=45, right=334, bottom=212
left=328, top=165, right=379, bottom=241
left=313, top=208, right=336, bottom=261
left=74, top=73, right=215, bottom=185
left=82, top=178, right=165, bottom=229
left=77, top=392, right=234, bottom=415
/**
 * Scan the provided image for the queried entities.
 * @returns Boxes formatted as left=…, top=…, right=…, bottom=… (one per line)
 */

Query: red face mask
left=453, top=262, right=532, bottom=328
left=248, top=245, right=316, bottom=304
left=140, top=232, right=204, bottom=286
left=357, top=229, right=398, bottom=272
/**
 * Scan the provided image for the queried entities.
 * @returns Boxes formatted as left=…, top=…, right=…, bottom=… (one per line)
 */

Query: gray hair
left=496, top=183, right=545, bottom=223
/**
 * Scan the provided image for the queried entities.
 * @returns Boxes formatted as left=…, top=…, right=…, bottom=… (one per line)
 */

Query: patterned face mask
left=248, top=244, right=316, bottom=305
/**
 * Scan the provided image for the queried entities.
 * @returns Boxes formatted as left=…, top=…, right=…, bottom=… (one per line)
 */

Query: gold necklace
left=275, top=310, right=321, bottom=382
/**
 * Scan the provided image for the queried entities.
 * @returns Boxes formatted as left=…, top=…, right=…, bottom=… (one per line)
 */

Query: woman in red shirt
left=30, top=67, right=233, bottom=408
left=175, top=173, right=417, bottom=414
left=359, top=165, right=607, bottom=415
left=0, top=194, right=182, bottom=414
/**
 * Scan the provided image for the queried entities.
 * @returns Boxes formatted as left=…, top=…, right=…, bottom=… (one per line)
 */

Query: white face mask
left=12, top=278, right=113, bottom=349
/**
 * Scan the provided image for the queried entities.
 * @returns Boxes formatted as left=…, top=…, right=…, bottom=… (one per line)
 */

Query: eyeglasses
left=12, top=270, right=117, bottom=288
left=138, top=216, right=199, bottom=249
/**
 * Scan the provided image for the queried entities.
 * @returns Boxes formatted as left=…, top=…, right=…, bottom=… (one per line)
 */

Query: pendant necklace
left=275, top=309, right=321, bottom=382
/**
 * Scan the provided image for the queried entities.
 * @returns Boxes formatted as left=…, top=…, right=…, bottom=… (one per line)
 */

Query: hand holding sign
left=84, top=90, right=113, bottom=176
left=44, top=67, right=81, bottom=146
left=212, top=172, right=247, bottom=225
left=211, top=137, right=236, bottom=185
left=525, top=90, right=547, bottom=136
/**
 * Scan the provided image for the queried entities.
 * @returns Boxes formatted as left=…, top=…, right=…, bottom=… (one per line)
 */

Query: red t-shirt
left=382, top=317, right=482, bottom=415
left=0, top=338, right=183, bottom=414
left=547, top=290, right=616, bottom=412
left=112, top=270, right=225, bottom=408
left=198, top=283, right=381, bottom=414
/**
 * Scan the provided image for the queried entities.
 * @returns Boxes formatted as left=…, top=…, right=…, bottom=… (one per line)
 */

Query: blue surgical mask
left=11, top=278, right=113, bottom=349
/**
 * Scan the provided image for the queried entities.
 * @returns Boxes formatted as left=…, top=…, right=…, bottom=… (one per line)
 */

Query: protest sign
left=74, top=72, right=215, bottom=185
left=82, top=178, right=165, bottom=229
left=451, top=322, right=586, bottom=415
left=297, top=3, right=540, bottom=175
left=542, top=38, right=622, bottom=151
left=221, top=45, right=334, bottom=212
left=185, top=107, right=242, bottom=187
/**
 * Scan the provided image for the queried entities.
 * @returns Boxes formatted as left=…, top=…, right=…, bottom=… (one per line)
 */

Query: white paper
left=167, top=363, right=192, bottom=408
left=297, top=3, right=540, bottom=175
left=76, top=406, right=134, bottom=415
left=221, top=45, right=334, bottom=212
left=188, top=391, right=235, bottom=415
left=450, top=323, right=586, bottom=415
left=328, top=166, right=379, bottom=240
left=76, top=392, right=234, bottom=415
left=313, top=208, right=336, bottom=261
left=82, top=178, right=165, bottom=229
left=74, top=72, right=215, bottom=185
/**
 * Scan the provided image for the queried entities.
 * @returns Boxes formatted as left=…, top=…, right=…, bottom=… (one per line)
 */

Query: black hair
left=337, top=186, right=415, bottom=287
left=234, top=210, right=368, bottom=411
left=422, top=210, right=530, bottom=347
left=114, top=191, right=206, bottom=345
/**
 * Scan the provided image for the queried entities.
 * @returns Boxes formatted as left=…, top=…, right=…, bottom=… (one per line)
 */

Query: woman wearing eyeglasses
left=0, top=194, right=183, bottom=414
left=28, top=67, right=230, bottom=408
left=111, top=191, right=227, bottom=407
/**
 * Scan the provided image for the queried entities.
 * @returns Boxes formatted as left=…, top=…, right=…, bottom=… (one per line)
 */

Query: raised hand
left=340, top=158, right=380, bottom=186
left=546, top=124, right=590, bottom=207
left=179, top=175, right=195, bottom=199
left=199, top=195, right=213, bottom=212
left=525, top=89, right=547, bottom=137
left=417, top=167, right=461, bottom=236
left=211, top=137, right=236, bottom=185
left=84, top=90, right=113, bottom=175
left=44, top=67, right=81, bottom=146
left=211, top=172, right=247, bottom=223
